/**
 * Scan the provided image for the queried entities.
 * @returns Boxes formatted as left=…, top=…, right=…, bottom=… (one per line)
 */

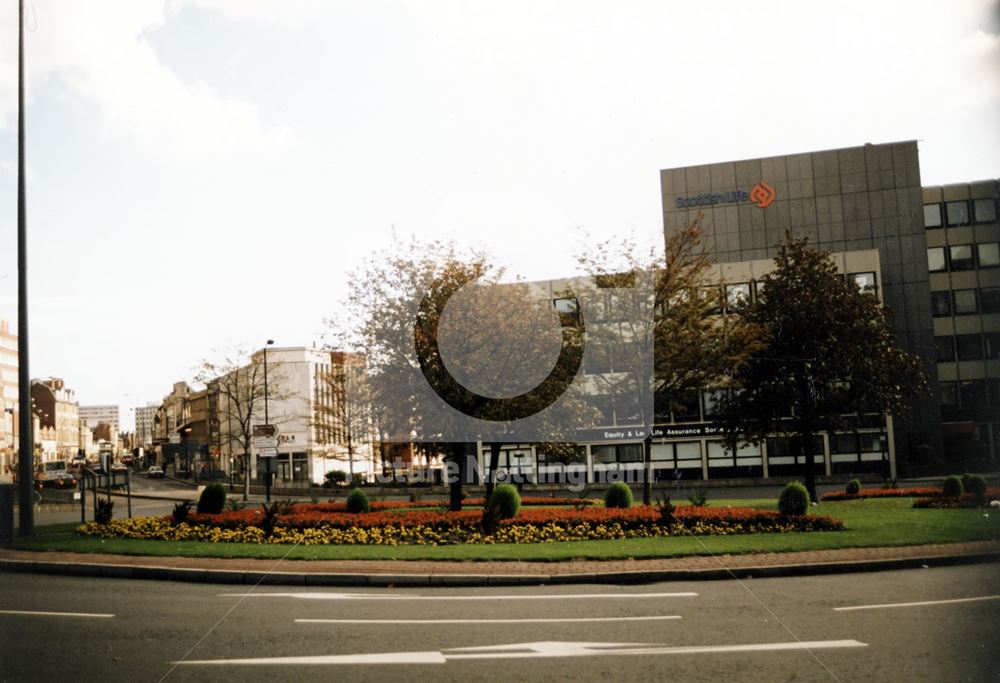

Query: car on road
left=35, top=472, right=78, bottom=489
left=146, top=465, right=165, bottom=479
left=110, top=463, right=128, bottom=473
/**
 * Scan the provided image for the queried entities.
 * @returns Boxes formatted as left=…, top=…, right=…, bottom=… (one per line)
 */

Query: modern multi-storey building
left=134, top=403, right=158, bottom=447
left=79, top=404, right=120, bottom=433
left=923, top=181, right=1000, bottom=470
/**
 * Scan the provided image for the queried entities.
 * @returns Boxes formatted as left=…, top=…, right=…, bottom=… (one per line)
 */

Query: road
left=1, top=564, right=998, bottom=682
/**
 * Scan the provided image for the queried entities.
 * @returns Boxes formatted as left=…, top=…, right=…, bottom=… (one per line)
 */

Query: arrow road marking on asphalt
left=174, top=639, right=868, bottom=666
left=0, top=610, right=115, bottom=619
left=218, top=591, right=698, bottom=601
left=296, top=615, right=683, bottom=625
left=834, top=594, right=1000, bottom=611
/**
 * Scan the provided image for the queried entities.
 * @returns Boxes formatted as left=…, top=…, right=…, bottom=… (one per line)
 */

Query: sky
left=0, top=0, right=998, bottom=431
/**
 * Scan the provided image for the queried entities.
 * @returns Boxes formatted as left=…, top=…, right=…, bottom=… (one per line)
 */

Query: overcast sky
left=0, top=0, right=998, bottom=430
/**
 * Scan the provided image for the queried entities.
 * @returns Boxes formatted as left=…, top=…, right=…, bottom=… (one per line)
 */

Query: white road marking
left=219, top=591, right=698, bottom=601
left=834, top=594, right=1000, bottom=611
left=296, top=615, right=682, bottom=625
left=0, top=610, right=115, bottom=619
left=175, top=639, right=867, bottom=666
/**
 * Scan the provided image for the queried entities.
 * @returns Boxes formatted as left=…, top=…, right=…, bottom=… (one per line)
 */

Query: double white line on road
left=220, top=591, right=698, bottom=601
left=0, top=610, right=114, bottom=619
left=297, top=615, right=682, bottom=625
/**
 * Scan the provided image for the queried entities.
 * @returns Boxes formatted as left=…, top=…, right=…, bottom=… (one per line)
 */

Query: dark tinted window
left=946, top=200, right=970, bottom=226
left=931, top=291, right=951, bottom=317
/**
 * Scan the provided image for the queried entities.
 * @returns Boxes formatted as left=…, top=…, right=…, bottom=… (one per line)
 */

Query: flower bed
left=77, top=504, right=843, bottom=546
left=912, top=494, right=996, bottom=509
left=305, top=496, right=600, bottom=512
left=820, top=486, right=1000, bottom=502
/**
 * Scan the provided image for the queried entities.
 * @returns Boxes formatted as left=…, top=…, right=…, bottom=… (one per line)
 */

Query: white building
left=79, top=404, right=120, bottom=432
left=216, top=346, right=376, bottom=487
left=134, top=403, right=158, bottom=447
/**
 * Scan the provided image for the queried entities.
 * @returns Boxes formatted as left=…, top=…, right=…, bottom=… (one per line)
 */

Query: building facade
left=923, top=180, right=1000, bottom=470
left=0, top=320, right=17, bottom=477
left=30, top=378, right=81, bottom=461
left=135, top=403, right=158, bottom=448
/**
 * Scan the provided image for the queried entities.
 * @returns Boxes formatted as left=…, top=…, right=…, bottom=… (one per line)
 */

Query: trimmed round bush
left=964, top=474, right=987, bottom=502
left=942, top=475, right=963, bottom=498
left=778, top=482, right=809, bottom=516
left=488, top=484, right=521, bottom=520
left=345, top=487, right=370, bottom=513
left=845, top=478, right=862, bottom=495
left=196, top=483, right=227, bottom=514
left=604, top=482, right=634, bottom=509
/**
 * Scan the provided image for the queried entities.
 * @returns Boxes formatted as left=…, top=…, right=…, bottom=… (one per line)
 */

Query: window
left=617, top=443, right=643, bottom=463
left=973, top=198, right=997, bottom=224
left=931, top=291, right=951, bottom=317
left=949, top=245, right=975, bottom=271
left=953, top=289, right=979, bottom=315
left=702, top=389, right=726, bottom=417
left=593, top=443, right=642, bottom=465
left=988, top=379, right=1000, bottom=407
left=753, top=280, right=766, bottom=299
left=945, top=200, right=970, bottom=226
left=553, top=297, right=579, bottom=320
left=982, top=288, right=1000, bottom=314
left=923, top=203, right=942, bottom=228
left=613, top=395, right=642, bottom=424
left=960, top=381, right=987, bottom=409
left=672, top=392, right=701, bottom=422
left=651, top=443, right=673, bottom=461
left=956, top=334, right=983, bottom=361
left=831, top=433, right=859, bottom=454
left=978, top=242, right=1000, bottom=269
left=938, top=381, right=958, bottom=407
left=927, top=247, right=946, bottom=272
left=851, top=272, right=877, bottom=291
left=725, top=283, right=751, bottom=309
left=703, top=286, right=723, bottom=314
left=707, top=441, right=734, bottom=467
left=935, top=336, right=955, bottom=362
left=985, top=332, right=1000, bottom=360
left=592, top=444, right=617, bottom=465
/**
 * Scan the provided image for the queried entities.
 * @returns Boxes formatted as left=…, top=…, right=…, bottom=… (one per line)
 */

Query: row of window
left=939, top=379, right=1000, bottom=409
left=502, top=434, right=887, bottom=468
left=932, top=287, right=1000, bottom=316
left=927, top=243, right=1000, bottom=272
left=935, top=333, right=1000, bottom=362
left=924, top=198, right=997, bottom=229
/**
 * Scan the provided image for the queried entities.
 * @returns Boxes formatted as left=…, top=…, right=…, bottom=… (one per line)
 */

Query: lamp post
left=262, top=340, right=274, bottom=501
left=17, top=0, right=34, bottom=536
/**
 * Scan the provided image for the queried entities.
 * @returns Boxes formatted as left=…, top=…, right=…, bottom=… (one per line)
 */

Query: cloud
left=0, top=0, right=292, bottom=161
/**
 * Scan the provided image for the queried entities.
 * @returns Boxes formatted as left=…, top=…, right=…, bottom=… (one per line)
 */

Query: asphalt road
left=2, top=564, right=998, bottom=682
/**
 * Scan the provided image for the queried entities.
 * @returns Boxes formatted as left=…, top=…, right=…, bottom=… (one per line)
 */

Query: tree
left=343, top=236, right=592, bottom=511
left=576, top=218, right=766, bottom=504
left=197, top=347, right=289, bottom=502
left=718, top=233, right=926, bottom=502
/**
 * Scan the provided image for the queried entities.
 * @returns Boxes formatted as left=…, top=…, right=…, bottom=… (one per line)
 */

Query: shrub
left=488, top=484, right=521, bottom=520
left=654, top=495, right=676, bottom=525
left=172, top=500, right=193, bottom=525
left=964, top=474, right=987, bottom=503
left=845, top=478, right=861, bottom=495
left=687, top=489, right=708, bottom=507
left=324, top=470, right=347, bottom=486
left=604, top=482, right=633, bottom=509
left=778, top=482, right=809, bottom=516
left=346, top=487, right=370, bottom=513
left=942, top=475, right=963, bottom=498
left=197, top=483, right=227, bottom=514
left=95, top=497, right=114, bottom=525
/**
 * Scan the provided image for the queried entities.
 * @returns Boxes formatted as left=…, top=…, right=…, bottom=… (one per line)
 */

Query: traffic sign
left=253, top=436, right=278, bottom=449
left=168, top=434, right=181, bottom=444
left=258, top=447, right=278, bottom=457
left=253, top=424, right=278, bottom=437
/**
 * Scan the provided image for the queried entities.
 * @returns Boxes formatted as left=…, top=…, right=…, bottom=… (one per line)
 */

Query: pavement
left=1, top=540, right=997, bottom=587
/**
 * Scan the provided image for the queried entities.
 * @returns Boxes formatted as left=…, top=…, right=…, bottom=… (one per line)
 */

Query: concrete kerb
left=1, top=550, right=997, bottom=587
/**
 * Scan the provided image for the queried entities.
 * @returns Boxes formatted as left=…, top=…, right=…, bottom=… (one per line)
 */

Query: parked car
left=110, top=463, right=128, bottom=473
left=146, top=466, right=165, bottom=479
left=36, top=473, right=78, bottom=489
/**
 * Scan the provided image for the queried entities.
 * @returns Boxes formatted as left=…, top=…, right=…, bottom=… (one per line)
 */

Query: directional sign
left=253, top=424, right=278, bottom=438
left=253, top=436, right=278, bottom=450
left=258, top=447, right=278, bottom=457
left=168, top=434, right=181, bottom=445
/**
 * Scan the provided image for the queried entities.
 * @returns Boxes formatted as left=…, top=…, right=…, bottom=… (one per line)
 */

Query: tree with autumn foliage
left=718, top=232, right=926, bottom=502
left=576, top=218, right=767, bottom=505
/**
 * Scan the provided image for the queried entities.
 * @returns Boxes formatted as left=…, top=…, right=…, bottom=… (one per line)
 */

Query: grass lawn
left=9, top=498, right=999, bottom=562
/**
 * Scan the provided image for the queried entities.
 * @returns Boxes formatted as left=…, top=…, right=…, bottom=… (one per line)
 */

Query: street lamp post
left=262, top=340, right=274, bottom=501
